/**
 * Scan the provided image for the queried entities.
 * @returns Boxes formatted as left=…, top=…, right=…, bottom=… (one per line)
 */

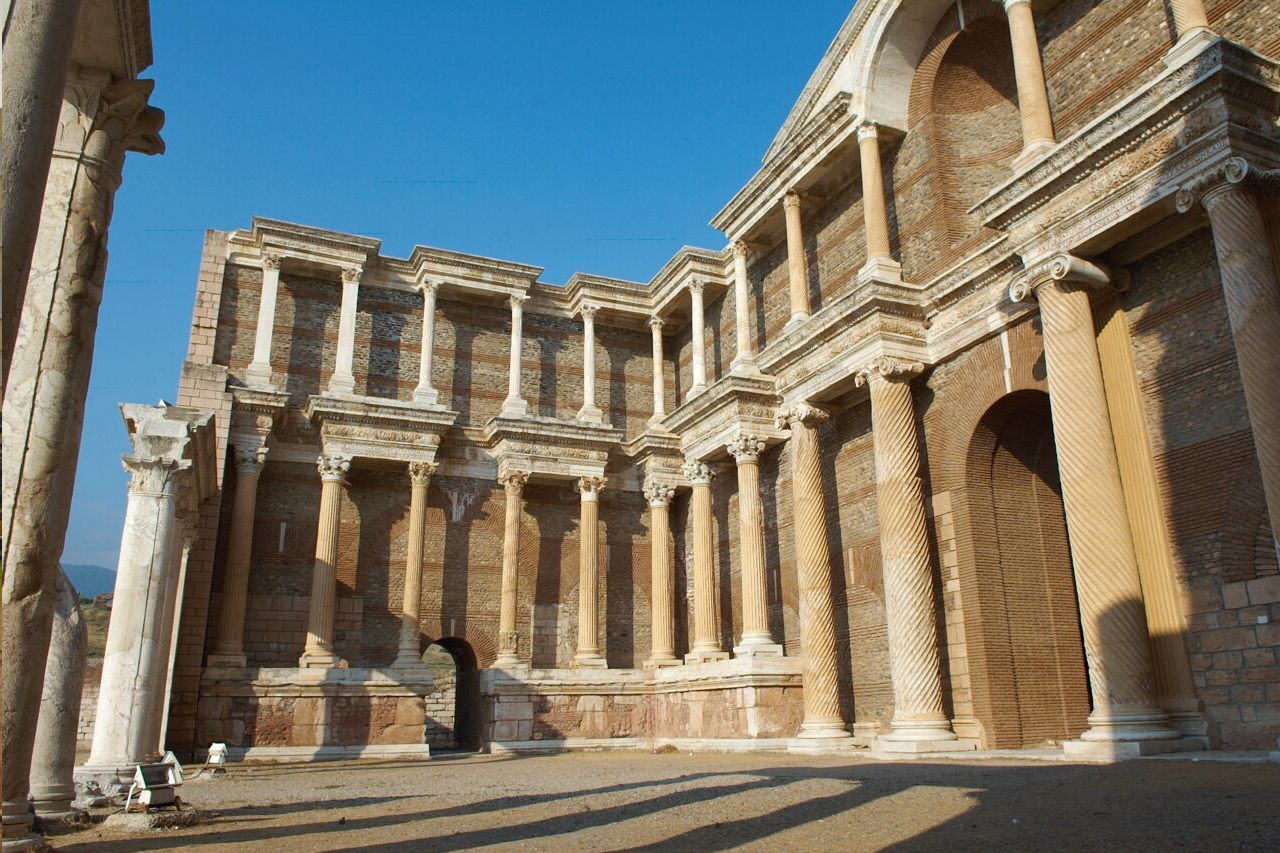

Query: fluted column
left=857, top=124, right=902, bottom=286
left=246, top=253, right=281, bottom=388
left=858, top=357, right=958, bottom=747
left=502, top=295, right=530, bottom=417
left=1003, top=0, right=1056, bottom=166
left=299, top=453, right=352, bottom=668
left=643, top=481, right=679, bottom=669
left=393, top=461, right=437, bottom=680
left=573, top=476, right=608, bottom=668
left=414, top=281, right=441, bottom=406
left=683, top=460, right=728, bottom=663
left=728, top=434, right=782, bottom=657
left=1196, top=164, right=1280, bottom=568
left=1015, top=254, right=1177, bottom=746
left=783, top=192, right=811, bottom=327
left=209, top=441, right=268, bottom=667
left=578, top=304, right=604, bottom=423
left=779, top=405, right=851, bottom=744
left=494, top=470, right=529, bottom=667
left=649, top=316, right=668, bottom=425
left=688, top=279, right=708, bottom=397
left=730, top=241, right=758, bottom=374
left=329, top=266, right=361, bottom=394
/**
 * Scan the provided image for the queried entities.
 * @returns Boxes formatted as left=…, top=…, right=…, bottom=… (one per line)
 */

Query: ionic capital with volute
left=682, top=460, right=714, bottom=486
left=1176, top=156, right=1280, bottom=215
left=408, top=461, right=438, bottom=486
left=854, top=356, right=924, bottom=387
left=726, top=434, right=767, bottom=464
left=643, top=480, right=676, bottom=508
left=777, top=403, right=831, bottom=430
left=577, top=475, right=607, bottom=500
left=317, top=452, right=352, bottom=483
left=1010, top=252, right=1115, bottom=303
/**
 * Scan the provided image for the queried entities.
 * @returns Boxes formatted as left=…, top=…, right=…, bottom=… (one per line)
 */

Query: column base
left=244, top=363, right=276, bottom=391
left=642, top=655, right=681, bottom=670
left=206, top=652, right=247, bottom=669
left=413, top=386, right=441, bottom=407
left=390, top=655, right=435, bottom=685
left=576, top=405, right=604, bottom=425
left=491, top=653, right=524, bottom=670
left=298, top=650, right=348, bottom=669
left=327, top=374, right=356, bottom=395
left=684, top=648, right=730, bottom=664
left=876, top=735, right=978, bottom=754
left=1076, top=707, right=1180, bottom=743
left=729, top=355, right=763, bottom=377
left=645, top=414, right=671, bottom=431
left=857, top=257, right=903, bottom=287
left=686, top=384, right=707, bottom=400
left=788, top=722, right=856, bottom=754
left=882, top=717, right=962, bottom=745
left=1163, top=27, right=1217, bottom=69
left=500, top=397, right=529, bottom=418
left=570, top=652, right=608, bottom=669
left=851, top=721, right=882, bottom=747
left=1063, top=736, right=1206, bottom=761
left=1011, top=139, right=1057, bottom=172
left=784, top=313, right=809, bottom=334
left=732, top=639, right=784, bottom=659
left=1, top=802, right=35, bottom=845
left=72, top=762, right=137, bottom=796
left=0, top=833, right=48, bottom=853
left=30, top=783, right=78, bottom=819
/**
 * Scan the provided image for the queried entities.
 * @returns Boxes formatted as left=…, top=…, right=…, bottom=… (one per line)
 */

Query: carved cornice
left=306, top=394, right=457, bottom=464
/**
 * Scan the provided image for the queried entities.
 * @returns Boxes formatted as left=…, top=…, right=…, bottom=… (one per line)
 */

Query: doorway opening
left=423, top=638, right=481, bottom=751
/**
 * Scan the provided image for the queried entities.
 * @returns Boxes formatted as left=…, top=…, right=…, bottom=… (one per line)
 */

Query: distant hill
left=61, top=563, right=118, bottom=599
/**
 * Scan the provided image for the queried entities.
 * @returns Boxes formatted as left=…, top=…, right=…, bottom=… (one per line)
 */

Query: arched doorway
left=964, top=390, right=1091, bottom=747
left=423, top=638, right=481, bottom=751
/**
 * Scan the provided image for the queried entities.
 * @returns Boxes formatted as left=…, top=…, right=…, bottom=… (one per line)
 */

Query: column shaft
left=502, top=296, right=529, bottom=417
left=862, top=361, right=956, bottom=743
left=211, top=445, right=266, bottom=665
left=783, top=193, right=810, bottom=324
left=730, top=242, right=756, bottom=372
left=1203, top=184, right=1280, bottom=567
left=729, top=436, right=780, bottom=655
left=1004, top=0, right=1056, bottom=155
left=414, top=282, right=440, bottom=405
left=495, top=471, right=528, bottom=666
left=784, top=408, right=850, bottom=740
left=858, top=127, right=892, bottom=261
left=30, top=569, right=87, bottom=818
left=689, top=282, right=708, bottom=395
left=684, top=463, right=726, bottom=662
left=1033, top=269, right=1173, bottom=741
left=329, top=268, right=360, bottom=394
left=300, top=455, right=350, bottom=668
left=644, top=485, right=677, bottom=667
left=649, top=317, right=667, bottom=423
left=573, top=478, right=607, bottom=667
left=246, top=255, right=280, bottom=387
left=578, top=306, right=602, bottom=423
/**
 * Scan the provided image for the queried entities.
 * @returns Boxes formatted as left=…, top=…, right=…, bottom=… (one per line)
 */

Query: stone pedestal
left=31, top=570, right=87, bottom=819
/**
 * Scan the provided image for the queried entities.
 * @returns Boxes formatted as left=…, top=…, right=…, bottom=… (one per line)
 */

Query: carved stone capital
left=579, top=303, right=600, bottom=321
left=122, top=455, right=186, bottom=497
left=682, top=460, right=714, bottom=486
left=408, top=460, right=438, bottom=486
left=782, top=191, right=802, bottom=210
left=643, top=481, right=676, bottom=508
left=1011, top=252, right=1113, bottom=302
left=418, top=279, right=440, bottom=296
left=509, top=294, right=528, bottom=310
left=854, top=356, right=924, bottom=387
left=856, top=122, right=880, bottom=144
left=577, top=475, right=607, bottom=500
left=340, top=266, right=361, bottom=285
left=233, top=442, right=268, bottom=475
left=648, top=315, right=665, bottom=329
left=688, top=277, right=706, bottom=295
left=261, top=252, right=282, bottom=272
left=777, top=403, right=831, bottom=430
left=498, top=469, right=530, bottom=495
left=726, top=433, right=767, bottom=464
left=731, top=240, right=751, bottom=260
left=317, top=452, right=352, bottom=483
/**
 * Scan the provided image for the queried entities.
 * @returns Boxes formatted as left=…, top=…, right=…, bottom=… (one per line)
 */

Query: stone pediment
left=483, top=415, right=622, bottom=482
left=666, top=373, right=784, bottom=463
left=306, top=394, right=457, bottom=464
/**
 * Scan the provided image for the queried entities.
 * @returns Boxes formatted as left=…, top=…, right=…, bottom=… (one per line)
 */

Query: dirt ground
left=49, top=751, right=1279, bottom=852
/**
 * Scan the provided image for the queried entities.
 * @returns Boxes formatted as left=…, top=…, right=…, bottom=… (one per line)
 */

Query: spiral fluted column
left=780, top=405, right=852, bottom=744
left=494, top=470, right=529, bottom=667
left=393, top=461, right=437, bottom=680
left=644, top=482, right=679, bottom=669
left=573, top=476, right=608, bottom=668
left=1017, top=254, right=1177, bottom=746
left=728, top=434, right=782, bottom=657
left=684, top=461, right=727, bottom=663
left=858, top=357, right=957, bottom=747
left=209, top=442, right=268, bottom=667
left=300, top=453, right=351, bottom=668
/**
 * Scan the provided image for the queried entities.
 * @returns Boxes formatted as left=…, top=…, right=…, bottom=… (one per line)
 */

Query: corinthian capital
left=687, top=277, right=706, bottom=295
left=777, top=403, right=830, bottom=430
left=498, top=469, right=530, bottom=495
left=682, top=460, right=714, bottom=486
left=341, top=266, right=362, bottom=285
left=577, top=476, right=607, bottom=499
left=233, top=442, right=269, bottom=475
left=643, top=480, right=676, bottom=507
left=317, top=452, right=352, bottom=483
left=261, top=252, right=282, bottom=271
left=408, top=461, right=438, bottom=485
left=726, top=434, right=767, bottom=464
left=731, top=240, right=751, bottom=261
left=855, top=356, right=924, bottom=387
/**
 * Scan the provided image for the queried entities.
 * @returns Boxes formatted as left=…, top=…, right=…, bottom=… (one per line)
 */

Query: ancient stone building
left=105, top=0, right=1279, bottom=769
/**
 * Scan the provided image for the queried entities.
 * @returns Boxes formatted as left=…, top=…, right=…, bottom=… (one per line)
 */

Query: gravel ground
left=51, top=751, right=1279, bottom=852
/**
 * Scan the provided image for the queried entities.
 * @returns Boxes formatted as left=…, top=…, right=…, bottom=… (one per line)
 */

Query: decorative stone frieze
left=484, top=415, right=619, bottom=484
left=307, top=393, right=456, bottom=465
left=667, top=373, right=784, bottom=465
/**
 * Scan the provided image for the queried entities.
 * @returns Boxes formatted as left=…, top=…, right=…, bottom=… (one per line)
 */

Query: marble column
left=578, top=304, right=604, bottom=423
left=3, top=72, right=162, bottom=841
left=394, top=461, right=437, bottom=681
left=209, top=440, right=268, bottom=667
left=246, top=253, right=282, bottom=388
left=573, top=476, right=608, bottom=668
left=857, top=124, right=901, bottom=285
left=1196, top=165, right=1280, bottom=579
left=643, top=481, right=679, bottom=669
left=299, top=453, right=352, bottom=668
left=328, top=266, right=361, bottom=395
left=857, top=357, right=958, bottom=749
left=1003, top=0, right=1056, bottom=166
left=494, top=470, right=529, bottom=667
left=783, top=192, right=811, bottom=328
left=779, top=405, right=852, bottom=744
left=648, top=316, right=668, bottom=426
left=1015, top=254, right=1178, bottom=747
left=688, top=280, right=708, bottom=398
left=502, top=295, right=530, bottom=417
left=728, top=434, right=783, bottom=657
left=30, top=569, right=86, bottom=819
left=414, top=281, right=441, bottom=406
left=1, top=0, right=82, bottom=389
left=683, top=460, right=727, bottom=663
left=729, top=241, right=758, bottom=374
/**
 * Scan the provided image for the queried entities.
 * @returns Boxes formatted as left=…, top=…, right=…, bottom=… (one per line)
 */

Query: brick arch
left=962, top=389, right=1090, bottom=748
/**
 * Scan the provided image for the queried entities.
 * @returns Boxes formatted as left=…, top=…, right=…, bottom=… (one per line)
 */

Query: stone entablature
left=306, top=394, right=457, bottom=465
left=483, top=415, right=621, bottom=483
left=665, top=373, right=785, bottom=464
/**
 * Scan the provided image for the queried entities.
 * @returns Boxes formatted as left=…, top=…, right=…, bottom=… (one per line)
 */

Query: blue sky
left=65, top=1, right=853, bottom=571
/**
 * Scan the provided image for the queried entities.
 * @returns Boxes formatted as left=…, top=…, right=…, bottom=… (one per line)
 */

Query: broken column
left=30, top=568, right=87, bottom=820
